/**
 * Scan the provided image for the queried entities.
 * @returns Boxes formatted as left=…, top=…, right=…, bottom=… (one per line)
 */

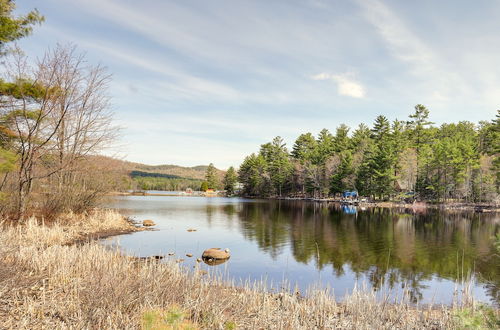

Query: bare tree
left=1, top=44, right=117, bottom=218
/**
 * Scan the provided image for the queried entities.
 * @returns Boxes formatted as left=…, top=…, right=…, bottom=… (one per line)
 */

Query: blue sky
left=15, top=0, right=500, bottom=169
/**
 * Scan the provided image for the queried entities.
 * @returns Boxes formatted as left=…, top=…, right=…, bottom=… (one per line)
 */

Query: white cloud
left=312, top=72, right=366, bottom=98
left=311, top=72, right=332, bottom=81
left=354, top=0, right=468, bottom=104
left=355, top=0, right=434, bottom=76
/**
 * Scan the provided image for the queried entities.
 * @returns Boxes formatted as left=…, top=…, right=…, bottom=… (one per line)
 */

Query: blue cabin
left=342, top=190, right=358, bottom=198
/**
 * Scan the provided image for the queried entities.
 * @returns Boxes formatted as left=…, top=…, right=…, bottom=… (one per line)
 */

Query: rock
left=168, top=252, right=175, bottom=256
left=187, top=228, right=197, bottom=232
left=142, top=220, right=156, bottom=227
left=186, top=253, right=193, bottom=257
left=138, top=255, right=164, bottom=261
left=196, top=258, right=202, bottom=263
left=202, top=248, right=230, bottom=260
left=201, top=248, right=230, bottom=266
left=203, top=258, right=229, bottom=266
left=176, top=259, right=185, bottom=263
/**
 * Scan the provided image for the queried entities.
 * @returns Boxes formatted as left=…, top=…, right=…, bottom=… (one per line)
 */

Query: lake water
left=103, top=195, right=499, bottom=305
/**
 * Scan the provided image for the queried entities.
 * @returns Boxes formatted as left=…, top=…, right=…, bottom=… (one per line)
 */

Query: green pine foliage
left=238, top=106, right=499, bottom=202
left=205, top=163, right=219, bottom=190
left=0, top=0, right=44, bottom=55
left=223, top=166, right=238, bottom=195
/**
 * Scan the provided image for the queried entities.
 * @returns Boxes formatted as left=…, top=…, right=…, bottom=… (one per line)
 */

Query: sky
left=14, top=0, right=500, bottom=169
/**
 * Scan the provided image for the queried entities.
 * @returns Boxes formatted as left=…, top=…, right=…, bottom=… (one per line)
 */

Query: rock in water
left=203, top=258, right=229, bottom=266
left=202, top=248, right=230, bottom=260
left=142, top=220, right=156, bottom=227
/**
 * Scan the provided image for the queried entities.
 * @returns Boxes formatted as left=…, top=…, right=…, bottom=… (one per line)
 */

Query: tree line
left=237, top=106, right=499, bottom=202
left=131, top=175, right=203, bottom=192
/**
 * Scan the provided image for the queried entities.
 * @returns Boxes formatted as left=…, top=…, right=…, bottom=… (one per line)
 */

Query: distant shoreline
left=108, top=191, right=500, bottom=213
left=267, top=197, right=500, bottom=213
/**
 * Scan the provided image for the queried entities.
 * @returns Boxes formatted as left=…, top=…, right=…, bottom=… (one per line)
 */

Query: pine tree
left=205, top=163, right=219, bottom=190
left=223, top=166, right=238, bottom=195
left=266, top=137, right=293, bottom=196
left=0, top=0, right=44, bottom=55
left=407, top=105, right=434, bottom=197
left=330, top=150, right=354, bottom=194
left=291, top=133, right=317, bottom=161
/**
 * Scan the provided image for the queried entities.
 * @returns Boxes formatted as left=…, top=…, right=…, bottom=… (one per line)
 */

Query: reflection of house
left=185, top=188, right=193, bottom=195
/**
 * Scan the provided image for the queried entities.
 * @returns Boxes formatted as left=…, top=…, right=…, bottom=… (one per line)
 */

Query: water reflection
left=105, top=196, right=499, bottom=304
left=203, top=257, right=230, bottom=266
left=341, top=205, right=358, bottom=214
left=234, top=201, right=499, bottom=304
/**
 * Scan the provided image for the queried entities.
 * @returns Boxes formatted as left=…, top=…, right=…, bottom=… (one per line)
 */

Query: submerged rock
left=187, top=228, right=197, bottom=232
left=201, top=248, right=231, bottom=266
left=142, top=220, right=156, bottom=227
left=186, top=253, right=193, bottom=257
left=202, top=248, right=230, bottom=260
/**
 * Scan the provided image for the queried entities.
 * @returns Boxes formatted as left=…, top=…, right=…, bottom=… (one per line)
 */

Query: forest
left=238, top=106, right=499, bottom=202
left=130, top=171, right=203, bottom=191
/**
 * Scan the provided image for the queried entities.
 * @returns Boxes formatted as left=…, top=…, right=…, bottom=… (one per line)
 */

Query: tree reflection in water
left=225, top=201, right=499, bottom=304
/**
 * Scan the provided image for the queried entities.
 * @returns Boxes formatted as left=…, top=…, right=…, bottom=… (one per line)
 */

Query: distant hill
left=92, top=156, right=225, bottom=181
left=131, top=163, right=224, bottom=180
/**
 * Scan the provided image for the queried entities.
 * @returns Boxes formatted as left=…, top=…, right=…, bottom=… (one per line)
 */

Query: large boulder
left=202, top=248, right=230, bottom=260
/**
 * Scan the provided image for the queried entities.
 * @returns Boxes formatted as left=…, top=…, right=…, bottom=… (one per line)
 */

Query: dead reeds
left=0, top=210, right=495, bottom=329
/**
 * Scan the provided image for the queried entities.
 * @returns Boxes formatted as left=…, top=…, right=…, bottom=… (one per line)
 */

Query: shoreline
left=110, top=191, right=500, bottom=213
left=3, top=209, right=497, bottom=328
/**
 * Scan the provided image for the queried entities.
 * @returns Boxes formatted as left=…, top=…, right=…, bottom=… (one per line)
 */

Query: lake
left=103, top=195, right=499, bottom=305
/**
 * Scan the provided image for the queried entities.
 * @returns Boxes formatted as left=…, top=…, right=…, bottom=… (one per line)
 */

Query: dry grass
left=0, top=210, right=494, bottom=329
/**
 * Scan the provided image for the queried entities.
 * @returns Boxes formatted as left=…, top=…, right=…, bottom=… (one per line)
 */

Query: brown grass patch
left=0, top=210, right=492, bottom=329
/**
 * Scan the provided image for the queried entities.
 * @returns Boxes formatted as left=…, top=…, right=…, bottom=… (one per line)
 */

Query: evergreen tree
left=358, top=116, right=396, bottom=199
left=205, top=163, right=218, bottom=189
left=316, top=129, right=334, bottom=164
left=291, top=133, right=317, bottom=161
left=265, top=137, right=293, bottom=196
left=223, top=166, right=238, bottom=195
left=407, top=104, right=434, bottom=196
left=237, top=107, right=498, bottom=202
left=484, top=110, right=500, bottom=192
left=330, top=150, right=354, bottom=194
left=200, top=181, right=209, bottom=192
left=334, top=124, right=350, bottom=153
left=0, top=0, right=44, bottom=55
left=0, top=0, right=44, bottom=181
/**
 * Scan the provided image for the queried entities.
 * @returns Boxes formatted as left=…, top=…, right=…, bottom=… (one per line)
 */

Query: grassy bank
left=0, top=211, right=497, bottom=329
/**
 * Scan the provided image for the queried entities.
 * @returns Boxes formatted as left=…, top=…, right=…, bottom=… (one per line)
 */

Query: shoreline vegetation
left=0, top=210, right=498, bottom=329
left=233, top=107, right=499, bottom=206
